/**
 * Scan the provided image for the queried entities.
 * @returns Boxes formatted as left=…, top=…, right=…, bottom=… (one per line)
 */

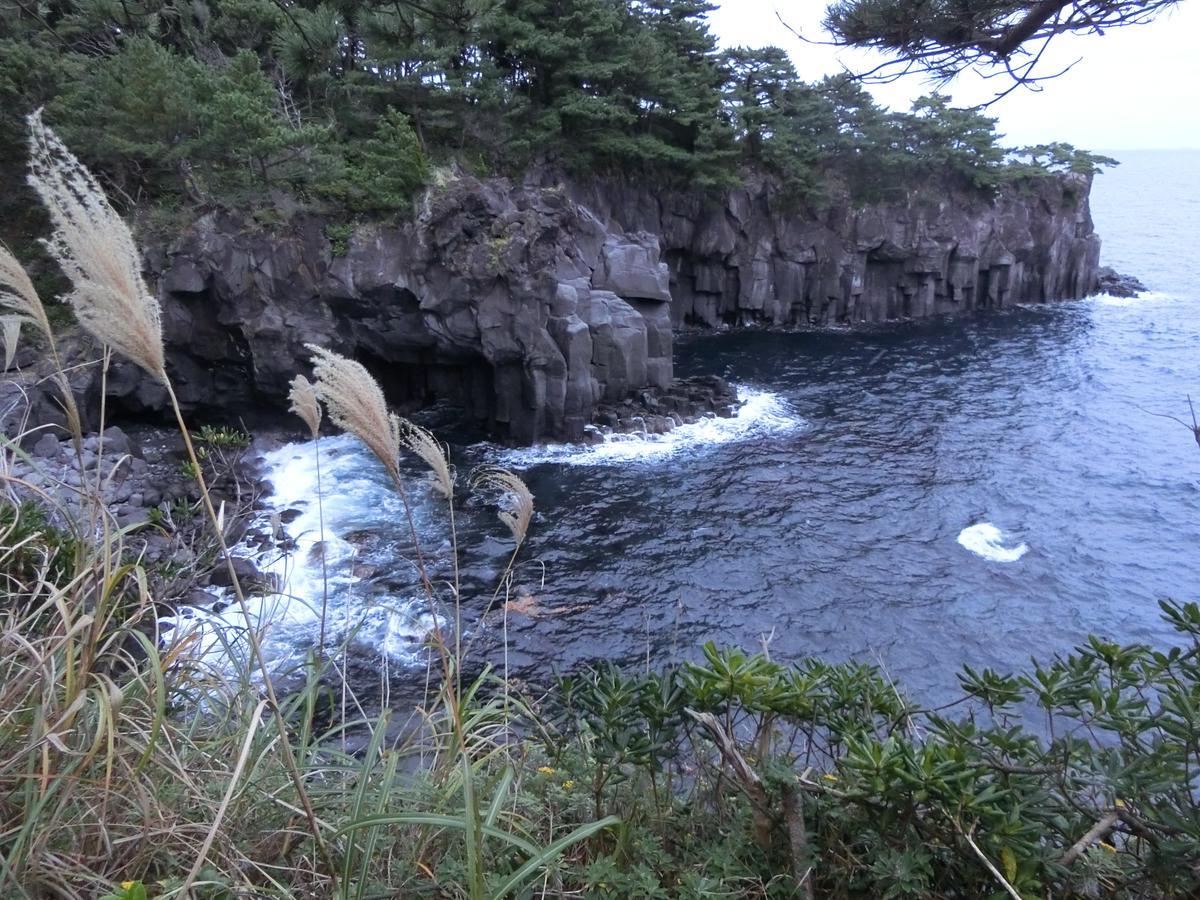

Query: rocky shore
left=14, top=427, right=172, bottom=531
left=0, top=166, right=1132, bottom=635
left=4, top=416, right=265, bottom=605
left=1, top=170, right=1101, bottom=448
left=1095, top=267, right=1147, bottom=298
left=590, top=375, right=738, bottom=439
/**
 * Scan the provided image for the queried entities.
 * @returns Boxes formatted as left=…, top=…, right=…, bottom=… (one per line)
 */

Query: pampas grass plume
left=2, top=316, right=22, bottom=371
left=0, top=244, right=52, bottom=340
left=305, top=344, right=400, bottom=477
left=398, top=418, right=454, bottom=499
left=0, top=242, right=83, bottom=441
left=288, top=374, right=323, bottom=438
left=26, top=109, right=165, bottom=378
left=472, top=466, right=533, bottom=542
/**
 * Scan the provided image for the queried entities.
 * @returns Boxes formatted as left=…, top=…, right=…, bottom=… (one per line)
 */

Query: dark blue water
left=485, top=151, right=1200, bottom=694
left=234, top=151, right=1200, bottom=700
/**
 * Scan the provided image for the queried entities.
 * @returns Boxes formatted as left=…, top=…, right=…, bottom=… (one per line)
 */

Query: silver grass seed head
left=397, top=418, right=454, bottom=500
left=26, top=109, right=165, bottom=379
left=288, top=374, right=323, bottom=438
left=305, top=344, right=400, bottom=477
left=2, top=316, right=21, bottom=371
left=472, top=466, right=534, bottom=543
left=0, top=244, right=52, bottom=340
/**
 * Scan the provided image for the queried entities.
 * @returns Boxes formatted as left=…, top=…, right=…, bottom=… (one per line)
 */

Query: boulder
left=579, top=291, right=649, bottom=401
left=593, top=236, right=672, bottom=301
left=31, top=433, right=60, bottom=459
left=101, top=426, right=139, bottom=459
left=1094, top=266, right=1146, bottom=298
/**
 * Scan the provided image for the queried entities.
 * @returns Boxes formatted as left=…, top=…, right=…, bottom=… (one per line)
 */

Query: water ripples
left=219, top=153, right=1200, bottom=700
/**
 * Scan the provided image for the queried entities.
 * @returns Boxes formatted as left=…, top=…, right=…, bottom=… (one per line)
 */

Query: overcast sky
left=707, top=1, right=1200, bottom=151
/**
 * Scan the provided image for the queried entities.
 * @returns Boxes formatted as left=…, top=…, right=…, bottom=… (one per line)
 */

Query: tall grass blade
left=487, top=815, right=620, bottom=900
left=334, top=814, right=540, bottom=858
left=484, top=766, right=515, bottom=830
left=342, top=710, right=391, bottom=896
left=461, top=753, right=484, bottom=900
left=179, top=699, right=270, bottom=896
left=354, top=749, right=399, bottom=900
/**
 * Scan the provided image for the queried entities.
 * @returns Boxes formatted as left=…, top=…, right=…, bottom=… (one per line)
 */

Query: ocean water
left=205, top=151, right=1200, bottom=699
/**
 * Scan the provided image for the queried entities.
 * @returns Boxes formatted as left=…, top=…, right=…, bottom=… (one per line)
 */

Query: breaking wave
left=498, top=385, right=806, bottom=467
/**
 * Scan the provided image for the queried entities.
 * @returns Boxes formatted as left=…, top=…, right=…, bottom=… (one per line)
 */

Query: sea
left=184, top=150, right=1200, bottom=702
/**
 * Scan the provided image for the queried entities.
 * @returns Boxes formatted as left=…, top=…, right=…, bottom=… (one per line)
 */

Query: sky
left=707, top=1, right=1200, bottom=151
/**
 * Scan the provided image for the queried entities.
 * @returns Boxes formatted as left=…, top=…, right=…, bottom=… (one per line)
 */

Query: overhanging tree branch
left=816, top=0, right=1182, bottom=89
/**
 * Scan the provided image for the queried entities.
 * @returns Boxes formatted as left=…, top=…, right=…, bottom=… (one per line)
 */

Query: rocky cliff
left=8, top=172, right=1102, bottom=444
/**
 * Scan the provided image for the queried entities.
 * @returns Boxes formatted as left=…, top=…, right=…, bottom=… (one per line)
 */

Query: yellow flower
left=537, top=766, right=555, bottom=775
left=120, top=883, right=136, bottom=891
left=822, top=773, right=839, bottom=782
left=562, top=780, right=575, bottom=790
left=1099, top=842, right=1118, bottom=854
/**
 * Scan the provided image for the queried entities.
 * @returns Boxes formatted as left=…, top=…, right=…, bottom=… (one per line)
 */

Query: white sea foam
left=191, top=434, right=438, bottom=670
left=957, top=522, right=1028, bottom=563
left=499, top=385, right=805, bottom=467
left=1091, top=290, right=1174, bottom=307
left=192, top=385, right=802, bottom=668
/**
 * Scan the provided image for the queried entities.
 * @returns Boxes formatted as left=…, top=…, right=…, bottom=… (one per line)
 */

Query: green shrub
left=531, top=610, right=1200, bottom=897
left=325, top=222, right=355, bottom=257
left=0, top=500, right=80, bottom=597
left=328, top=109, right=429, bottom=215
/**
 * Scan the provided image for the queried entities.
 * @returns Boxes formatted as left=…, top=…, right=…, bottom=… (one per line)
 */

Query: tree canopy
left=0, top=0, right=1116, bottom=221
left=823, top=0, right=1181, bottom=85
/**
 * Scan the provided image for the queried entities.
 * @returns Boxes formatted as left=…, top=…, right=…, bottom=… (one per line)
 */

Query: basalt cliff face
left=15, top=172, right=1101, bottom=444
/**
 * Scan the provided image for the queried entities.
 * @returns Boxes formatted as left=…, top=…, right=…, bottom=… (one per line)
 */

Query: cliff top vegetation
left=0, top=0, right=1117, bottom=227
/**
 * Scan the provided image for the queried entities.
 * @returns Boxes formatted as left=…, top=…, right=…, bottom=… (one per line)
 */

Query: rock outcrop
left=566, top=172, right=1100, bottom=329
left=132, top=178, right=680, bottom=443
left=4, top=171, right=1103, bottom=444
left=1094, top=267, right=1146, bottom=298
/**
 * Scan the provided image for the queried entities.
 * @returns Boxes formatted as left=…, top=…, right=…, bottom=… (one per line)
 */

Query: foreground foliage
left=539, top=622, right=1200, bottom=897
left=3, top=498, right=1200, bottom=900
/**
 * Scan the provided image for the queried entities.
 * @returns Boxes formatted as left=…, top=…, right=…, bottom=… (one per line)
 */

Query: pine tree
left=0, top=0, right=1099, bottom=220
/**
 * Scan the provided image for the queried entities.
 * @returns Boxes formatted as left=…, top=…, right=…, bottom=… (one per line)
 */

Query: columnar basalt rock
left=3, top=170, right=1101, bottom=445
left=567, top=172, right=1101, bottom=329
left=138, top=174, right=683, bottom=443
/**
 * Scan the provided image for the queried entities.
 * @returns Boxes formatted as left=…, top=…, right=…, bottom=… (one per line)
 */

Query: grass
left=1, top=111, right=613, bottom=899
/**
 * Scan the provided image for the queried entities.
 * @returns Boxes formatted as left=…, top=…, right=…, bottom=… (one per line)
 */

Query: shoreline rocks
left=1094, top=266, right=1147, bottom=298
left=591, top=375, right=738, bottom=439
left=4, top=422, right=263, bottom=602
left=8, top=426, right=177, bottom=531
left=2, top=173, right=1110, bottom=448
left=113, top=171, right=1101, bottom=445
